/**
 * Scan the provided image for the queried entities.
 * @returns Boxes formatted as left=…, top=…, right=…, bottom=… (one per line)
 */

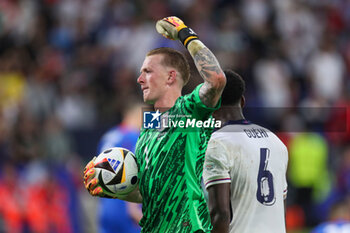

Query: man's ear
left=240, top=96, right=245, bottom=108
left=166, top=70, right=177, bottom=85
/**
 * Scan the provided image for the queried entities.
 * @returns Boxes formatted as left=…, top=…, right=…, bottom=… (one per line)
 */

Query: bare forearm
left=126, top=202, right=143, bottom=223
left=188, top=40, right=223, bottom=83
left=187, top=40, right=226, bottom=107
left=207, top=184, right=231, bottom=233
left=117, top=186, right=143, bottom=203
left=211, top=213, right=230, bottom=233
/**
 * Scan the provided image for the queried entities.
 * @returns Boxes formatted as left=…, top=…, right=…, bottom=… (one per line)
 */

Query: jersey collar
left=225, top=119, right=252, bottom=125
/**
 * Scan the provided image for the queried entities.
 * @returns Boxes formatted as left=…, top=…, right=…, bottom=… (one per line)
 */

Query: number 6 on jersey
left=256, top=148, right=276, bottom=205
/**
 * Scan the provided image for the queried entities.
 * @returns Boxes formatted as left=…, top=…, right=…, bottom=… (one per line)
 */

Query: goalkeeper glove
left=83, top=157, right=127, bottom=199
left=156, top=16, right=199, bottom=48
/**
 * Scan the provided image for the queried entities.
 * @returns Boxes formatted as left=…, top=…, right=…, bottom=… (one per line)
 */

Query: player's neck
left=229, top=106, right=245, bottom=122
left=230, top=112, right=245, bottom=121
left=154, top=89, right=181, bottom=112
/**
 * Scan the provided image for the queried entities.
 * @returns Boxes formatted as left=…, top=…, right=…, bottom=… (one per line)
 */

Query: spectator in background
left=0, top=162, right=23, bottom=233
left=0, top=159, right=75, bottom=233
left=253, top=53, right=292, bottom=108
left=42, top=114, right=73, bottom=164
left=0, top=48, right=27, bottom=126
left=274, top=1, right=322, bottom=74
left=288, top=132, right=331, bottom=226
left=24, top=162, right=73, bottom=233
left=307, top=35, right=345, bottom=104
left=311, top=199, right=350, bottom=233
left=336, top=147, right=350, bottom=203
left=10, top=110, right=42, bottom=164
left=325, top=86, right=350, bottom=147
left=96, top=101, right=143, bottom=233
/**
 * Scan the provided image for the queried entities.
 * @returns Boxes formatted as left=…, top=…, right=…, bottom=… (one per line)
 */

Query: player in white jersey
left=203, top=70, right=288, bottom=233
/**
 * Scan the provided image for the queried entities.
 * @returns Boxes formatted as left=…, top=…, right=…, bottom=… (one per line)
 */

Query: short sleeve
left=182, top=83, right=221, bottom=120
left=203, top=138, right=231, bottom=189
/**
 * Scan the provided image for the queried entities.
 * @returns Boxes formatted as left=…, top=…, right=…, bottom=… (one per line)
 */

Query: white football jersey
left=203, top=120, right=288, bottom=233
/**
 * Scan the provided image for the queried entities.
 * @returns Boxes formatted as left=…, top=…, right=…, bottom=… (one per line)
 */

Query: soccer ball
left=94, top=147, right=139, bottom=196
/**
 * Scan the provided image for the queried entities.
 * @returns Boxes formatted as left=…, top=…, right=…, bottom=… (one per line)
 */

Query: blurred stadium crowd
left=0, top=0, right=349, bottom=232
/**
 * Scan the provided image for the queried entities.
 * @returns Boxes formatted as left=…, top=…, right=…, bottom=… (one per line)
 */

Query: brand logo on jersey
left=143, top=110, right=161, bottom=129
left=107, top=158, right=121, bottom=172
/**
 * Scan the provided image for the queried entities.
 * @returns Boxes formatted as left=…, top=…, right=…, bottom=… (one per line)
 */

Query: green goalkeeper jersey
left=135, top=84, right=220, bottom=233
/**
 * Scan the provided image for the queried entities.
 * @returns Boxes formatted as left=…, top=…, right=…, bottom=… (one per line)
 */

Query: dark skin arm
left=284, top=199, right=287, bottom=228
left=208, top=184, right=287, bottom=233
left=207, top=183, right=231, bottom=233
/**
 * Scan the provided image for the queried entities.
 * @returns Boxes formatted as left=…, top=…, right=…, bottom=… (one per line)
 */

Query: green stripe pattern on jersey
left=135, top=84, right=220, bottom=233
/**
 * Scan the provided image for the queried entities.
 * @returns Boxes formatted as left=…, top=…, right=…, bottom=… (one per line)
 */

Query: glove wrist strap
left=178, top=27, right=199, bottom=48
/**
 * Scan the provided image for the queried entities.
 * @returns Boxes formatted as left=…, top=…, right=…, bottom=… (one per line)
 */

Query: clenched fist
left=156, top=16, right=199, bottom=48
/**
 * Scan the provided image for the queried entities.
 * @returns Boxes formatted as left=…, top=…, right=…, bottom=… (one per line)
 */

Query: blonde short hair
left=147, top=47, right=190, bottom=86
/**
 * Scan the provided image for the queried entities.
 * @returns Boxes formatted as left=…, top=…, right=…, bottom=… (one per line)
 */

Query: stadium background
left=0, top=0, right=349, bottom=232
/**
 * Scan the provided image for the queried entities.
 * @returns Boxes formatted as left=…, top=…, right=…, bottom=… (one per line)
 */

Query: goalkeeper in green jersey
left=84, top=16, right=226, bottom=232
